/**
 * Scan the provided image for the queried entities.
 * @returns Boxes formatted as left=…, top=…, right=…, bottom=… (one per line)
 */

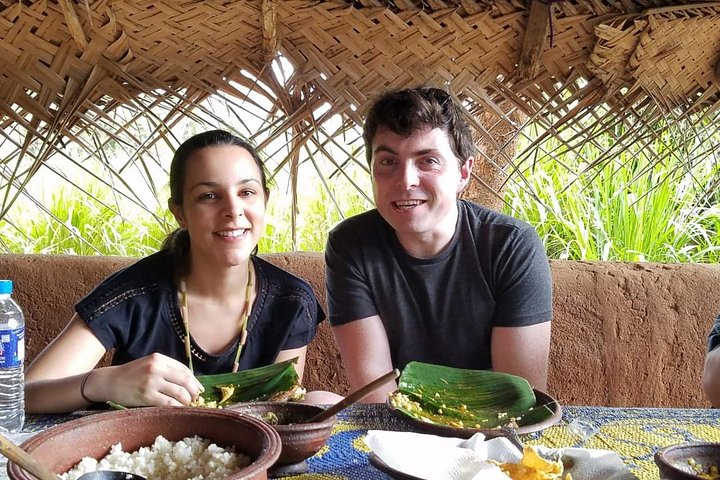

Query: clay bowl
left=655, top=442, right=720, bottom=480
left=229, top=402, right=336, bottom=466
left=7, top=407, right=281, bottom=480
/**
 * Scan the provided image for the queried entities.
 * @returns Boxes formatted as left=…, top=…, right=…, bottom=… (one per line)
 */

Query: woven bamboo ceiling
left=1, top=0, right=720, bottom=224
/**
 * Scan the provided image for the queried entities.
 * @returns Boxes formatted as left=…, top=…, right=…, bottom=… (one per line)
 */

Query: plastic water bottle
left=0, top=279, right=25, bottom=433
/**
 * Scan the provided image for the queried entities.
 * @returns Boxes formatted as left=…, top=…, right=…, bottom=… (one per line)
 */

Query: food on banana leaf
left=389, top=362, right=554, bottom=429
left=194, top=359, right=305, bottom=408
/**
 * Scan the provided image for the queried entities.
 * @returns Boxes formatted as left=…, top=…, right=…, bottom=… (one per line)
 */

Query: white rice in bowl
left=60, top=435, right=251, bottom=480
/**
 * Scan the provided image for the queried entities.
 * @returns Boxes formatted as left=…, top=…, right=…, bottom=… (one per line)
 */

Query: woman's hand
left=87, top=353, right=204, bottom=407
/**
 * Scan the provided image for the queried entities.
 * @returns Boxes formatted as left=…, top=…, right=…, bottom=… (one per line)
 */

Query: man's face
left=371, top=125, right=472, bottom=254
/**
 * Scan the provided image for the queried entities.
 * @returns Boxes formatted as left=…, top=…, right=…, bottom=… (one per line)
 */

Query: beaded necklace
left=179, top=263, right=254, bottom=373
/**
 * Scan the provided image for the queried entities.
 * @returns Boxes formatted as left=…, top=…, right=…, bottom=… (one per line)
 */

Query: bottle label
left=0, top=327, right=24, bottom=368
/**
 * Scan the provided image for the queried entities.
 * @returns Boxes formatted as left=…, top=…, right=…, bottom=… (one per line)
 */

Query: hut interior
left=1, top=0, right=719, bottom=245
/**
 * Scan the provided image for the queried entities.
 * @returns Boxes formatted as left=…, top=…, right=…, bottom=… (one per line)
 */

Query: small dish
left=228, top=401, right=336, bottom=474
left=387, top=389, right=562, bottom=439
left=655, top=442, right=720, bottom=480
left=369, top=453, right=423, bottom=480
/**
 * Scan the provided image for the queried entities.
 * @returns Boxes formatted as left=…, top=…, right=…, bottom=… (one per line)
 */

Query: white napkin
left=364, top=430, right=636, bottom=480
left=364, top=430, right=517, bottom=480
left=536, top=446, right=636, bottom=480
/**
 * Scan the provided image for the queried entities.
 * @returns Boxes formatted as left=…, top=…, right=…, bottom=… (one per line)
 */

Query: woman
left=25, top=130, right=326, bottom=413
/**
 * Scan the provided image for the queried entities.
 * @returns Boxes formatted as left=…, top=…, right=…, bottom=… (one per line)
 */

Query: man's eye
left=198, top=192, right=217, bottom=200
left=376, top=157, right=396, bottom=167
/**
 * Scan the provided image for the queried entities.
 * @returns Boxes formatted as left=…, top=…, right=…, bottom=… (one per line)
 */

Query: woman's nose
left=224, top=197, right=244, bottom=218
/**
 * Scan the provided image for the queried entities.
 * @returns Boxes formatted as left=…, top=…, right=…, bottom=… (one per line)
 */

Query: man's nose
left=397, top=162, right=420, bottom=188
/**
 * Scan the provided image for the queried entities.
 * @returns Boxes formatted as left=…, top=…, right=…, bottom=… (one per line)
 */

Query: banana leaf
left=196, top=359, right=303, bottom=406
left=390, top=362, right=554, bottom=429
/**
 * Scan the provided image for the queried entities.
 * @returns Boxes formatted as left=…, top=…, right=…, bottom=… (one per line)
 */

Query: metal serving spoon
left=0, top=430, right=145, bottom=480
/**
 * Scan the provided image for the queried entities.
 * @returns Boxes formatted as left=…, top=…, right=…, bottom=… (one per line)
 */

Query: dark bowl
left=228, top=402, right=336, bottom=465
left=655, top=442, right=720, bottom=480
left=7, top=407, right=281, bottom=480
left=387, top=388, right=562, bottom=439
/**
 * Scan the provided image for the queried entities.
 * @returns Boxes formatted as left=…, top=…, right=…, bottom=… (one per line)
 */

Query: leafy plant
left=504, top=136, right=720, bottom=262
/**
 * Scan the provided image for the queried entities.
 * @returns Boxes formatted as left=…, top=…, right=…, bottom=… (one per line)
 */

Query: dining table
left=3, top=403, right=720, bottom=480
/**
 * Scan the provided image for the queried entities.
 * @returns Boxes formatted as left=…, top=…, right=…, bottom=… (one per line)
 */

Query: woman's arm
left=276, top=346, right=307, bottom=382
left=25, top=314, right=106, bottom=413
left=25, top=314, right=203, bottom=413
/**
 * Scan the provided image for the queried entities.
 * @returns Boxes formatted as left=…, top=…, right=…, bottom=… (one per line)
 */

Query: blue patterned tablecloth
left=6, top=404, right=720, bottom=480
left=300, top=404, right=720, bottom=480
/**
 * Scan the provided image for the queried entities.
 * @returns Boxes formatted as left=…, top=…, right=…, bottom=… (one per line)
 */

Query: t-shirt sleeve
left=707, top=314, right=720, bottom=352
left=325, top=228, right=378, bottom=326
left=280, top=289, right=325, bottom=350
left=75, top=282, right=134, bottom=351
left=492, top=226, right=553, bottom=327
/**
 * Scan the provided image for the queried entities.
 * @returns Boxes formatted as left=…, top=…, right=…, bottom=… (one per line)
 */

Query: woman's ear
left=168, top=199, right=186, bottom=228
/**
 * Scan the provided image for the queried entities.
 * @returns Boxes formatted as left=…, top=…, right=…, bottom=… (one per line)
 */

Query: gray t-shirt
left=325, top=200, right=553, bottom=371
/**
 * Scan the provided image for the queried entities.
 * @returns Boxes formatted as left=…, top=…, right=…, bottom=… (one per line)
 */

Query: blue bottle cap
left=0, top=280, right=13, bottom=294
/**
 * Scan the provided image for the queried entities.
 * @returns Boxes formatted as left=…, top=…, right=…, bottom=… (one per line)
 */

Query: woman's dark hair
left=362, top=86, right=477, bottom=167
left=161, top=130, right=270, bottom=277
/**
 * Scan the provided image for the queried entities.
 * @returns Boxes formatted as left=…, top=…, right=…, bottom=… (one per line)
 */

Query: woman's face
left=170, top=145, right=266, bottom=269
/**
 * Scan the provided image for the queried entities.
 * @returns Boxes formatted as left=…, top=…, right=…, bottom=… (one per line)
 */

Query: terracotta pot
left=655, top=442, right=720, bottom=480
left=229, top=402, right=335, bottom=465
left=7, top=407, right=281, bottom=480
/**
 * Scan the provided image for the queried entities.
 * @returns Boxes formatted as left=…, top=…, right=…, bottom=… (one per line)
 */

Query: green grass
left=2, top=140, right=720, bottom=263
left=0, top=181, right=373, bottom=256
left=0, top=185, right=173, bottom=256
left=503, top=140, right=720, bottom=262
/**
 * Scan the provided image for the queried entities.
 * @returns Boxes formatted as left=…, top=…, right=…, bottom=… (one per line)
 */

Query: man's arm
left=332, top=315, right=397, bottom=403
left=491, top=322, right=551, bottom=390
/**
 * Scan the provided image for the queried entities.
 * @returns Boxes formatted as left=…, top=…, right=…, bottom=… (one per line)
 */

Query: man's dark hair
left=362, top=86, right=477, bottom=166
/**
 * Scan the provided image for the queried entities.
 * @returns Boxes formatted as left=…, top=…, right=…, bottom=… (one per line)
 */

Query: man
left=702, top=314, right=720, bottom=406
left=325, top=86, right=553, bottom=402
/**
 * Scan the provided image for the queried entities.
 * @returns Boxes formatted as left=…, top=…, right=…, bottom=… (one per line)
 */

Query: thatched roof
left=1, top=0, right=719, bottom=239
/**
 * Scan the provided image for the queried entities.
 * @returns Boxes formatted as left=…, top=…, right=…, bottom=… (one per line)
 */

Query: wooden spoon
left=306, top=369, right=400, bottom=424
left=0, top=430, right=58, bottom=480
left=0, top=430, right=146, bottom=480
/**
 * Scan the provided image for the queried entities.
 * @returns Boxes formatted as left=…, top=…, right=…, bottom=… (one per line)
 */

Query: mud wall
left=2, top=253, right=718, bottom=407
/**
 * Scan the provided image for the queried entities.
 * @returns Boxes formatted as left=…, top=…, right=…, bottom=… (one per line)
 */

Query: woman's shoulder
left=76, top=251, right=175, bottom=316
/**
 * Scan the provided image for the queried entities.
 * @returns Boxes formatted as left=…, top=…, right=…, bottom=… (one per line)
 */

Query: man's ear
left=458, top=156, right=474, bottom=193
left=168, top=199, right=186, bottom=228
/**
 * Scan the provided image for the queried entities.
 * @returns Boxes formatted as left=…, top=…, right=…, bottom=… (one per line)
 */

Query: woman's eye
left=240, top=189, right=256, bottom=197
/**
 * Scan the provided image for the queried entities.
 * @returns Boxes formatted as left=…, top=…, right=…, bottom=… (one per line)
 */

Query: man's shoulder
left=329, top=209, right=384, bottom=239
left=460, top=200, right=535, bottom=233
